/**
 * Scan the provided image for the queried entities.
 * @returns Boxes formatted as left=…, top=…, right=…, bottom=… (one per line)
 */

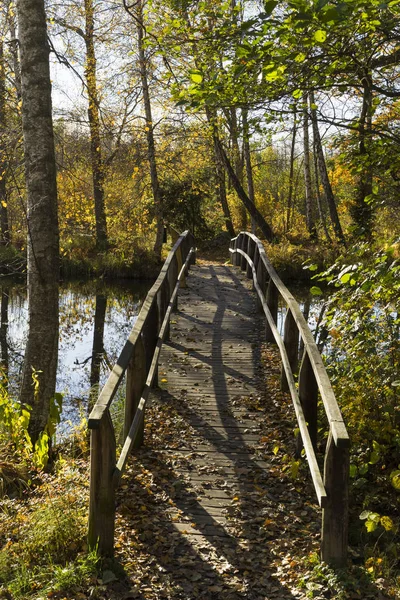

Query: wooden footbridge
left=88, top=230, right=350, bottom=579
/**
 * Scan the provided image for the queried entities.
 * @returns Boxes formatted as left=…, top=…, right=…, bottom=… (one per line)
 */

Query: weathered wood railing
left=88, top=230, right=195, bottom=556
left=230, top=232, right=350, bottom=567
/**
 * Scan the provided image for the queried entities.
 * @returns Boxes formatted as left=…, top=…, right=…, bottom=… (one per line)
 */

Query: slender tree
left=302, top=94, right=315, bottom=238
left=309, top=91, right=345, bottom=244
left=17, top=0, right=60, bottom=442
left=84, top=0, right=108, bottom=251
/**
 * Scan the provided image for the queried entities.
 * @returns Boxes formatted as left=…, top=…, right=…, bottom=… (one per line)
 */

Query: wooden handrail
left=88, top=230, right=196, bottom=556
left=230, top=232, right=350, bottom=568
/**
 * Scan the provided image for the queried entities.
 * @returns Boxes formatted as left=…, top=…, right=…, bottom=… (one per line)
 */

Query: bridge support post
left=256, top=252, right=266, bottom=313
left=234, top=235, right=242, bottom=267
left=265, top=280, right=278, bottom=342
left=281, top=308, right=299, bottom=391
left=125, top=336, right=146, bottom=448
left=168, top=256, right=179, bottom=311
left=296, top=350, right=318, bottom=455
left=240, top=233, right=248, bottom=271
left=246, top=237, right=255, bottom=279
left=88, top=409, right=116, bottom=556
left=143, top=301, right=159, bottom=387
left=321, top=431, right=349, bottom=567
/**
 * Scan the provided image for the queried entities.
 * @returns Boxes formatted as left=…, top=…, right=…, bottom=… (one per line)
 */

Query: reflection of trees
left=0, top=289, right=9, bottom=384
left=89, top=294, right=107, bottom=412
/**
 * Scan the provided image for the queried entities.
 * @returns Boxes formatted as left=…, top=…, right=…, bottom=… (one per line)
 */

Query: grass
left=0, top=456, right=96, bottom=599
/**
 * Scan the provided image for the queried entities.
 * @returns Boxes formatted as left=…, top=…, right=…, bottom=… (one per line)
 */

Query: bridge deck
left=116, top=263, right=319, bottom=599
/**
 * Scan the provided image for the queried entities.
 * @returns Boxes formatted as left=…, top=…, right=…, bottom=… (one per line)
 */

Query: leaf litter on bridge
left=111, top=343, right=324, bottom=600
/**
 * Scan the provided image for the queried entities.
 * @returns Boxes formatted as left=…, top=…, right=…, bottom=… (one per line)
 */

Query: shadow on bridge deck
left=115, top=263, right=320, bottom=600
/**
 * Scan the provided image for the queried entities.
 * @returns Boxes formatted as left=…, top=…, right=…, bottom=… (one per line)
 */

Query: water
left=0, top=278, right=152, bottom=433
left=0, top=277, right=322, bottom=435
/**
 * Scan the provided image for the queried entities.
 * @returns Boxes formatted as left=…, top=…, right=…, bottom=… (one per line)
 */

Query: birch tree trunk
left=17, top=0, right=60, bottom=443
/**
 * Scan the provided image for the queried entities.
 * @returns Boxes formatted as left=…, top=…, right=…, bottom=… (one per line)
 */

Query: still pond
left=0, top=276, right=321, bottom=436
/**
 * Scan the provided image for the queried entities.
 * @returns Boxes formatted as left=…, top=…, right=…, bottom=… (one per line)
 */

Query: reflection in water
left=0, top=278, right=321, bottom=435
left=0, top=289, right=9, bottom=384
left=0, top=278, right=151, bottom=434
left=89, top=294, right=107, bottom=413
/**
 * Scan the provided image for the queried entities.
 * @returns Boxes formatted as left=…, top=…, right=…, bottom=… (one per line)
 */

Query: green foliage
left=0, top=459, right=96, bottom=599
left=317, top=241, right=400, bottom=568
left=0, top=377, right=63, bottom=474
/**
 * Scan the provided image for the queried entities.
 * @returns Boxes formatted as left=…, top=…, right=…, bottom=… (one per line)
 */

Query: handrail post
left=281, top=308, right=299, bottom=391
left=234, top=235, right=242, bottom=267
left=88, top=409, right=116, bottom=556
left=241, top=233, right=248, bottom=271
left=246, top=237, right=255, bottom=279
left=255, top=250, right=266, bottom=313
left=229, top=238, right=235, bottom=265
left=176, top=244, right=186, bottom=288
left=143, top=301, right=159, bottom=387
left=265, top=279, right=278, bottom=342
left=158, top=278, right=169, bottom=340
left=321, top=430, right=350, bottom=567
left=168, top=255, right=179, bottom=311
left=124, top=336, right=146, bottom=448
left=296, top=350, right=318, bottom=455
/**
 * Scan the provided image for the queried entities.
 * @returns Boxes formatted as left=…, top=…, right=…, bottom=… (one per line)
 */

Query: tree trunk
left=313, top=137, right=331, bottom=242
left=84, top=0, right=108, bottom=251
left=302, top=94, right=315, bottom=238
left=17, top=0, right=60, bottom=444
left=216, top=137, right=274, bottom=241
left=286, top=105, right=297, bottom=233
left=136, top=0, right=164, bottom=258
left=206, top=109, right=235, bottom=237
left=242, top=109, right=256, bottom=234
left=8, top=6, right=22, bottom=100
left=351, top=73, right=374, bottom=238
left=309, top=91, right=345, bottom=245
left=0, top=41, right=10, bottom=246
left=228, top=107, right=247, bottom=229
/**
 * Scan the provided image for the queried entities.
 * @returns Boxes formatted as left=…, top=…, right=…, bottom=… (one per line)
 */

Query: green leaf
left=292, top=88, right=302, bottom=99
left=365, top=519, right=378, bottom=533
left=390, top=470, right=400, bottom=490
left=290, top=459, right=300, bottom=479
left=320, top=7, right=339, bottom=22
left=349, top=464, right=358, bottom=478
left=340, top=273, right=351, bottom=283
left=314, top=29, right=327, bottom=42
left=310, top=286, right=322, bottom=296
left=264, top=0, right=278, bottom=16
left=189, top=71, right=203, bottom=84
